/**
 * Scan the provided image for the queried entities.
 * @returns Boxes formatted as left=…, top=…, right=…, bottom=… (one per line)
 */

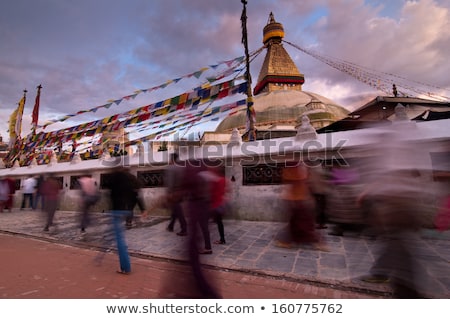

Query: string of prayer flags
left=39, top=55, right=247, bottom=128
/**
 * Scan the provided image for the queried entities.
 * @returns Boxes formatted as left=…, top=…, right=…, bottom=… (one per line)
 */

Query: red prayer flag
left=32, top=85, right=42, bottom=130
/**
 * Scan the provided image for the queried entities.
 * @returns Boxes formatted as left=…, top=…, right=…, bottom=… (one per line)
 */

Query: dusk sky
left=1, top=0, right=449, bottom=142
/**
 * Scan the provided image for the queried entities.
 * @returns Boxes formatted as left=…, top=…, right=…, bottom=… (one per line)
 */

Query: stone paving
left=1, top=209, right=449, bottom=298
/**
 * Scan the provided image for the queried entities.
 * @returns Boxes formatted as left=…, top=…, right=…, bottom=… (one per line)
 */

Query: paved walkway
left=0, top=233, right=378, bottom=299
left=0, top=209, right=449, bottom=298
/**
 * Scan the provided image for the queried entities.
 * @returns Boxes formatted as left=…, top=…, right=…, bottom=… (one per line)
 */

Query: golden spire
left=254, top=13, right=305, bottom=95
left=263, top=12, right=285, bottom=44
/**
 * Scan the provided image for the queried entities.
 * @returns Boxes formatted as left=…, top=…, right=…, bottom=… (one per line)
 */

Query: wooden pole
left=241, top=0, right=256, bottom=141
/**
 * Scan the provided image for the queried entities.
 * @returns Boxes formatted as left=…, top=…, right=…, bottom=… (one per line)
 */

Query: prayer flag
left=9, top=91, right=27, bottom=146
left=32, top=85, right=42, bottom=131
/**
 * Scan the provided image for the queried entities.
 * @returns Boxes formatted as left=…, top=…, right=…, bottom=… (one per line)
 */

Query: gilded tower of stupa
left=253, top=12, right=305, bottom=95
left=215, top=13, right=348, bottom=135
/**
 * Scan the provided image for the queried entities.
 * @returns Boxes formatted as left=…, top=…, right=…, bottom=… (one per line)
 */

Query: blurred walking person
left=41, top=174, right=61, bottom=232
left=358, top=122, right=433, bottom=298
left=106, top=167, right=147, bottom=274
left=78, top=173, right=100, bottom=235
left=33, top=175, right=45, bottom=210
left=307, top=162, right=330, bottom=229
left=165, top=153, right=187, bottom=236
left=182, top=158, right=220, bottom=298
left=358, top=169, right=425, bottom=297
left=202, top=165, right=228, bottom=245
left=21, top=175, right=36, bottom=210
left=4, top=175, right=16, bottom=212
left=275, top=161, right=325, bottom=250
left=184, top=159, right=213, bottom=255
left=125, top=171, right=146, bottom=229
left=0, top=177, right=9, bottom=212
left=435, top=192, right=450, bottom=232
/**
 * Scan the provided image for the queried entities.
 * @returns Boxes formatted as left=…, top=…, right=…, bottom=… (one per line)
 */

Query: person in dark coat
left=105, top=167, right=146, bottom=274
left=125, top=172, right=146, bottom=229
left=33, top=175, right=45, bottom=210
left=165, top=153, right=187, bottom=235
left=182, top=159, right=220, bottom=298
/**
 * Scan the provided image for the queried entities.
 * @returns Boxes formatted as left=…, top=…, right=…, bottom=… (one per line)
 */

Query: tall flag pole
left=15, top=89, right=27, bottom=140
left=241, top=0, right=256, bottom=141
left=32, top=84, right=42, bottom=133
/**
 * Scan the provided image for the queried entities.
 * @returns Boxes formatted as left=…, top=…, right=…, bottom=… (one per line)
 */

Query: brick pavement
left=0, top=233, right=377, bottom=299
left=0, top=208, right=449, bottom=298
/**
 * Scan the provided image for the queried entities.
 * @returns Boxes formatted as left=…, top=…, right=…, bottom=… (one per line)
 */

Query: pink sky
left=0, top=0, right=449, bottom=141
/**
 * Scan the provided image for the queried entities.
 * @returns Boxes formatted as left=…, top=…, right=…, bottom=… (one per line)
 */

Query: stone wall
left=2, top=119, right=450, bottom=226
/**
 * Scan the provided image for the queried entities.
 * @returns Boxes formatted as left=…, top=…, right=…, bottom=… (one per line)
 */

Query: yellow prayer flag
left=179, top=93, right=188, bottom=104
left=154, top=107, right=169, bottom=116
left=9, top=94, right=26, bottom=142
left=203, top=107, right=212, bottom=116
left=8, top=108, right=18, bottom=141
left=163, top=98, right=171, bottom=107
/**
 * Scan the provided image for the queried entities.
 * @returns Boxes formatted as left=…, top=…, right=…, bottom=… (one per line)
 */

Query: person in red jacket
left=41, top=174, right=61, bottom=232
left=208, top=166, right=228, bottom=245
left=4, top=176, right=16, bottom=212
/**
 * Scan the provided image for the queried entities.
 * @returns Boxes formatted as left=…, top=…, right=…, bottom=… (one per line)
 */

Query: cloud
left=297, top=0, right=450, bottom=105
left=0, top=0, right=448, bottom=142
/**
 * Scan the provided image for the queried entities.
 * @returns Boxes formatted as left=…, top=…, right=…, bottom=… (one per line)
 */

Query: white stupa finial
left=296, top=115, right=317, bottom=141
left=71, top=152, right=82, bottom=164
left=228, top=128, right=242, bottom=147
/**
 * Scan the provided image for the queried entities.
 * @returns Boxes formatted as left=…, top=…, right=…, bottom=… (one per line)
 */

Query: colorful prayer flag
left=9, top=91, right=27, bottom=146
left=32, top=85, right=42, bottom=131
